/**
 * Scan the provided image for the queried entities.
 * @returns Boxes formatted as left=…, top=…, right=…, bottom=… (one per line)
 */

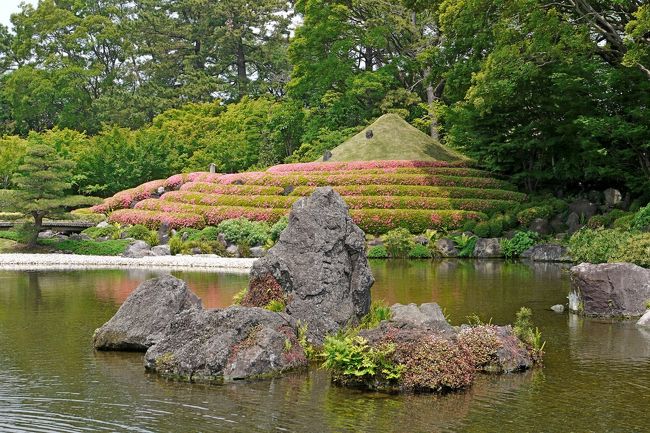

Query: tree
left=7, top=141, right=99, bottom=246
left=0, top=136, right=27, bottom=188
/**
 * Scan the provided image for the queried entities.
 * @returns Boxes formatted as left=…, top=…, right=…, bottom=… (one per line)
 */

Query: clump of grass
left=297, top=322, right=316, bottom=360
left=232, top=288, right=248, bottom=305
left=513, top=307, right=545, bottom=363
left=265, top=299, right=286, bottom=312
left=360, top=301, right=392, bottom=329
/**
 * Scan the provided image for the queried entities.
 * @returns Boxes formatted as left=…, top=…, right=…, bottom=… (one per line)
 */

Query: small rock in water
left=551, top=304, right=565, bottom=313
left=637, top=310, right=650, bottom=327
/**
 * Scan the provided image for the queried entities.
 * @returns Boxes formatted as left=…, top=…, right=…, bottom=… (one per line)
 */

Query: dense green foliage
left=501, top=232, right=538, bottom=259
left=568, top=228, right=650, bottom=267
left=0, top=0, right=647, bottom=198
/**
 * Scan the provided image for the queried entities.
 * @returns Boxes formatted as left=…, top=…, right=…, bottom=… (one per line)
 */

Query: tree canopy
left=0, top=0, right=648, bottom=197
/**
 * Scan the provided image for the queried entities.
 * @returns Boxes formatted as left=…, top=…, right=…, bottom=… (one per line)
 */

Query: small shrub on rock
left=500, top=231, right=537, bottom=259
left=82, top=225, right=119, bottom=240
left=392, top=334, right=474, bottom=392
left=516, top=206, right=553, bottom=226
left=241, top=273, right=286, bottom=308
left=408, top=244, right=432, bottom=259
left=360, top=301, right=392, bottom=329
left=382, top=228, right=415, bottom=258
left=513, top=307, right=545, bottom=362
left=270, top=216, right=289, bottom=242
left=473, top=221, right=491, bottom=238
left=631, top=204, right=650, bottom=231
left=123, top=224, right=158, bottom=246
left=367, top=245, right=389, bottom=259
left=587, top=215, right=607, bottom=229
left=458, top=325, right=501, bottom=369
left=568, top=228, right=631, bottom=264
left=321, top=335, right=404, bottom=388
left=217, top=218, right=270, bottom=246
left=452, top=233, right=477, bottom=257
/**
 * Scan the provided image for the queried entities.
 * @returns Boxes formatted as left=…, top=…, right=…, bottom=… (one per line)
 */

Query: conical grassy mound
left=323, top=114, right=466, bottom=162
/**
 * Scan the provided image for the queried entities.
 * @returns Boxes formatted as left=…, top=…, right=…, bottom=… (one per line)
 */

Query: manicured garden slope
left=91, top=160, right=525, bottom=235
left=323, top=114, right=467, bottom=162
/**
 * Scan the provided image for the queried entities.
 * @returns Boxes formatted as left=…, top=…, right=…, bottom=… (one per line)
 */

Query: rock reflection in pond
left=568, top=314, right=650, bottom=362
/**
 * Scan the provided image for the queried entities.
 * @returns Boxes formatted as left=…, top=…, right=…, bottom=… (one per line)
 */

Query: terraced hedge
left=94, top=159, right=524, bottom=234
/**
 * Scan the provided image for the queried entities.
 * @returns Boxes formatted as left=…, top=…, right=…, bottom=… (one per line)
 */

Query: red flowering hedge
left=109, top=209, right=206, bottom=229
left=266, top=160, right=471, bottom=173
left=350, top=209, right=486, bottom=234
left=289, top=185, right=526, bottom=201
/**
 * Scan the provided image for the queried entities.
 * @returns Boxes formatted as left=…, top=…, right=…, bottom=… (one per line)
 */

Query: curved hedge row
left=91, top=179, right=166, bottom=213
left=289, top=185, right=526, bottom=201
left=260, top=167, right=494, bottom=178
left=180, top=182, right=285, bottom=196
left=161, top=191, right=514, bottom=213
left=240, top=173, right=514, bottom=190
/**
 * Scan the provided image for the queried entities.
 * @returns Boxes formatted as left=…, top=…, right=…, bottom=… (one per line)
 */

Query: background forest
left=0, top=0, right=648, bottom=199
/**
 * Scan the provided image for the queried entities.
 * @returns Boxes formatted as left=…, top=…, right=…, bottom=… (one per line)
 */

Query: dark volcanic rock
left=569, top=263, right=650, bottom=317
left=435, top=238, right=459, bottom=257
left=93, top=275, right=201, bottom=351
left=521, top=244, right=571, bottom=262
left=248, top=187, right=373, bottom=344
left=144, top=306, right=307, bottom=381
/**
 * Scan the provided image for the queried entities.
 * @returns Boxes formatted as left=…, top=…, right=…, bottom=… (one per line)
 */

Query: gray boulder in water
left=247, top=187, right=373, bottom=344
left=93, top=275, right=201, bottom=351
left=144, top=306, right=307, bottom=381
left=569, top=263, right=650, bottom=317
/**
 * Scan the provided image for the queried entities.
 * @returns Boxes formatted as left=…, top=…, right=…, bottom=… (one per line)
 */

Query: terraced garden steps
left=91, top=160, right=526, bottom=235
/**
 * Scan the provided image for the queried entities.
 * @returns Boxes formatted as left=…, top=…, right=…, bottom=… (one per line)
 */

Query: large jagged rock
left=247, top=187, right=374, bottom=344
left=569, top=263, right=650, bottom=317
left=93, top=275, right=201, bottom=351
left=473, top=238, right=502, bottom=258
left=144, top=306, right=307, bottom=381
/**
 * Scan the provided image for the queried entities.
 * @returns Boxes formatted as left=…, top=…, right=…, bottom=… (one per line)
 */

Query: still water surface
left=1, top=260, right=649, bottom=432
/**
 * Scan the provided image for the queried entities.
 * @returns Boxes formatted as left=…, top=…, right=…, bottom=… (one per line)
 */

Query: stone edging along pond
left=0, top=253, right=256, bottom=272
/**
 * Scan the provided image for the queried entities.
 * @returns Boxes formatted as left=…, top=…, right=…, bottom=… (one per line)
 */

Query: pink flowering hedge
left=266, top=160, right=471, bottom=173
left=289, top=185, right=526, bottom=201
left=163, top=172, right=223, bottom=189
left=180, top=182, right=285, bottom=196
left=239, top=173, right=513, bottom=190
left=91, top=179, right=167, bottom=213
left=161, top=191, right=298, bottom=208
left=263, top=167, right=492, bottom=177
left=135, top=199, right=288, bottom=225
left=109, top=209, right=206, bottom=229
left=350, top=209, right=486, bottom=234
left=161, top=191, right=514, bottom=213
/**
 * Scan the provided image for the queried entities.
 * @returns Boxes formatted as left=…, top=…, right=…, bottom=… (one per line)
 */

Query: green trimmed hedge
left=180, top=182, right=285, bottom=196
left=289, top=185, right=526, bottom=201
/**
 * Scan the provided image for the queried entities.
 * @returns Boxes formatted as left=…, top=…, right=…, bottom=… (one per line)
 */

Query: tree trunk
left=236, top=37, right=248, bottom=97
left=425, top=71, right=445, bottom=141
left=29, top=212, right=43, bottom=248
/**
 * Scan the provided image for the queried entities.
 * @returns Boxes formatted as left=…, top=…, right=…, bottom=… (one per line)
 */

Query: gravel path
left=0, top=254, right=256, bottom=273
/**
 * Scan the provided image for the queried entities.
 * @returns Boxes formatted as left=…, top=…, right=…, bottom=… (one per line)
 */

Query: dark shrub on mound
left=241, top=273, right=286, bottom=308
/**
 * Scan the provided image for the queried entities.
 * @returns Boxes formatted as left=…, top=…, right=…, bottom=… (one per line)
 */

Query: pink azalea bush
left=266, top=160, right=470, bottom=173
left=91, top=179, right=166, bottom=213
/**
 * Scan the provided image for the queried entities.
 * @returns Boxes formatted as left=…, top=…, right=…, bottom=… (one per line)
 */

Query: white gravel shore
left=0, top=254, right=256, bottom=273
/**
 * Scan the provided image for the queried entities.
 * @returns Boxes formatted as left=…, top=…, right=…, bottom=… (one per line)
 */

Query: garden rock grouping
left=94, top=188, right=539, bottom=390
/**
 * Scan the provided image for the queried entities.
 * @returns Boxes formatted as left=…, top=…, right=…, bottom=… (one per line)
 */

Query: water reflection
left=0, top=261, right=649, bottom=432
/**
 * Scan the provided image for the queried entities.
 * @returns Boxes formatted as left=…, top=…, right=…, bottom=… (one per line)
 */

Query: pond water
left=1, top=260, right=649, bottom=433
